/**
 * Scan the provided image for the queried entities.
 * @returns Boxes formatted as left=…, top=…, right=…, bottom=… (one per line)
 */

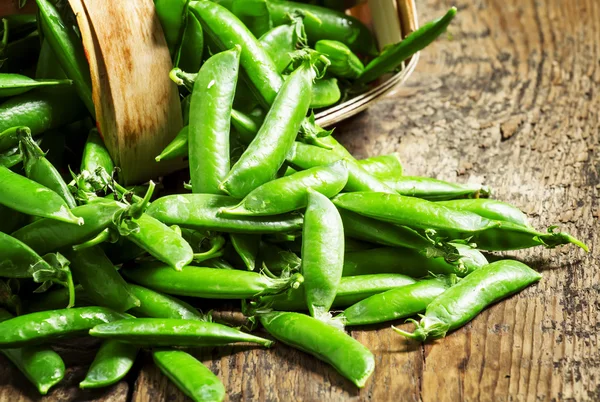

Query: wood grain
left=1, top=0, right=598, bottom=400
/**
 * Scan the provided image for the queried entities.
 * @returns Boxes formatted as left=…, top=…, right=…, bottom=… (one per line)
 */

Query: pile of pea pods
left=0, top=0, right=588, bottom=399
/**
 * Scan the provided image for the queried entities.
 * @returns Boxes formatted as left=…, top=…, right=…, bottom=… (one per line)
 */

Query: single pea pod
left=436, top=198, right=530, bottom=227
left=89, top=318, right=274, bottom=347
left=266, top=274, right=417, bottom=311
left=80, top=340, right=139, bottom=389
left=0, top=73, right=72, bottom=98
left=230, top=233, right=259, bottom=270
left=155, top=125, right=189, bottom=162
left=259, top=311, right=374, bottom=388
left=62, top=247, right=140, bottom=312
left=315, top=40, right=364, bottom=79
left=220, top=61, right=314, bottom=198
left=343, top=244, right=487, bottom=277
left=259, top=15, right=306, bottom=74
left=341, top=276, right=455, bottom=326
left=266, top=0, right=377, bottom=56
left=310, top=77, right=341, bottom=109
left=153, top=349, right=225, bottom=402
left=189, top=47, right=240, bottom=195
left=35, top=0, right=95, bottom=116
left=189, top=1, right=284, bottom=107
left=147, top=194, right=303, bottom=234
left=80, top=128, right=114, bottom=176
left=230, top=108, right=262, bottom=144
left=0, top=309, right=65, bottom=395
left=0, top=307, right=129, bottom=348
left=127, top=284, right=204, bottom=320
left=221, top=160, right=348, bottom=216
left=123, top=262, right=303, bottom=299
left=359, top=7, right=457, bottom=83
left=0, top=145, right=23, bottom=168
left=356, top=153, right=403, bottom=179
left=394, top=260, right=542, bottom=341
left=19, top=127, right=77, bottom=208
left=0, top=165, right=82, bottom=225
left=177, top=13, right=204, bottom=74
left=383, top=176, right=490, bottom=201
left=301, top=189, right=344, bottom=321
left=287, top=142, right=395, bottom=193
left=154, top=0, right=187, bottom=54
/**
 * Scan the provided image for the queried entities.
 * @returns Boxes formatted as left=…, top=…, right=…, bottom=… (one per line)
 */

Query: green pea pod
left=153, top=349, right=225, bottom=402
left=147, top=194, right=303, bottom=234
left=231, top=0, right=272, bottom=38
left=230, top=233, right=259, bottom=270
left=359, top=7, right=457, bottom=83
left=315, top=40, right=364, bottom=78
left=0, top=73, right=72, bottom=98
left=177, top=13, right=204, bottom=74
left=266, top=274, right=417, bottom=311
left=25, top=285, right=92, bottom=313
left=301, top=189, right=344, bottom=321
left=80, top=340, right=139, bottom=389
left=127, top=214, right=194, bottom=271
left=341, top=276, right=455, bottom=326
left=222, top=160, right=348, bottom=216
left=266, top=0, right=377, bottom=56
left=4, top=14, right=38, bottom=40
left=395, top=260, right=542, bottom=341
left=189, top=1, right=284, bottom=107
left=81, top=129, right=115, bottom=176
left=0, top=204, right=27, bottom=233
left=0, top=165, right=82, bottom=225
left=90, top=318, right=274, bottom=347
left=384, top=176, right=490, bottom=201
left=356, top=153, right=403, bottom=179
left=343, top=245, right=487, bottom=278
left=0, top=88, right=86, bottom=152
left=259, top=15, right=306, bottom=74
left=127, top=284, right=204, bottom=320
left=259, top=311, right=374, bottom=388
left=154, top=0, right=187, bottom=54
left=230, top=108, right=261, bottom=144
left=123, top=262, right=303, bottom=299
left=436, top=199, right=530, bottom=228
left=62, top=247, right=140, bottom=312
left=0, top=307, right=129, bottom=348
left=258, top=241, right=301, bottom=272
left=189, top=47, right=240, bottom=195
left=35, top=0, right=95, bottom=116
left=310, top=77, right=341, bottom=108
left=0, top=309, right=65, bottom=395
left=287, top=142, right=395, bottom=193
left=155, top=125, right=189, bottom=162
left=221, top=62, right=314, bottom=198
left=18, top=127, right=77, bottom=208
left=0, top=145, right=22, bottom=168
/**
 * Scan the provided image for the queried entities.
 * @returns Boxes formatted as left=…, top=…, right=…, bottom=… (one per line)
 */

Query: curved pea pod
left=315, top=40, right=364, bottom=79
left=18, top=127, right=77, bottom=208
left=259, top=311, right=374, bottom=387
left=287, top=142, right=395, bottom=193
left=266, top=274, right=417, bottom=311
left=0, top=307, right=129, bottom=348
left=35, top=0, right=94, bottom=116
left=147, top=194, right=303, bottom=234
left=0, top=165, right=82, bottom=225
left=436, top=198, right=530, bottom=227
left=394, top=260, right=542, bottom=341
left=80, top=128, right=114, bottom=176
left=301, top=189, right=344, bottom=321
left=153, top=349, right=225, bottom=402
left=189, top=47, right=240, bottom=195
left=220, top=62, right=314, bottom=198
left=341, top=276, right=455, bottom=326
left=310, top=77, right=341, bottom=109
left=89, top=318, right=274, bottom=347
left=259, top=15, right=306, bottom=74
left=189, top=1, right=284, bottom=107
left=155, top=125, right=189, bottom=162
left=267, top=0, right=377, bottom=56
left=80, top=340, right=139, bottom=389
left=0, top=73, right=72, bottom=98
left=127, top=284, right=204, bottom=320
left=384, top=176, right=490, bottom=201
left=221, top=160, right=348, bottom=216
left=177, top=13, right=204, bottom=74
left=0, top=309, right=65, bottom=395
left=359, top=7, right=457, bottom=84
left=127, top=214, right=194, bottom=270
left=230, top=233, right=259, bottom=270
left=62, top=247, right=140, bottom=312
left=357, top=153, right=403, bottom=179
left=343, top=245, right=487, bottom=278
left=123, top=262, right=303, bottom=299
left=154, top=0, right=187, bottom=54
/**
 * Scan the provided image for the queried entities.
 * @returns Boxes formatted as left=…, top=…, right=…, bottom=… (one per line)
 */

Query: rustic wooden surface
left=1, top=0, right=599, bottom=400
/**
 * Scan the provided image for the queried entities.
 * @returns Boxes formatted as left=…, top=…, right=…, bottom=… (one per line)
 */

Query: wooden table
left=1, top=0, right=598, bottom=400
